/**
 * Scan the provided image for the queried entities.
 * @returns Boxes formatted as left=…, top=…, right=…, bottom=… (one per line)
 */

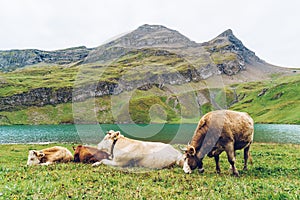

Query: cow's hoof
left=92, top=162, right=101, bottom=167
left=243, top=167, right=248, bottom=171
left=198, top=168, right=205, bottom=173
left=233, top=172, right=240, bottom=177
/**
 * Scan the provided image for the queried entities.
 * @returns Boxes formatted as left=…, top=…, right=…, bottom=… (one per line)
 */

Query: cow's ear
left=187, top=146, right=196, bottom=156
left=179, top=146, right=187, bottom=152
left=31, top=150, right=37, bottom=156
left=107, top=130, right=114, bottom=135
left=37, top=151, right=45, bottom=158
left=112, top=131, right=120, bottom=140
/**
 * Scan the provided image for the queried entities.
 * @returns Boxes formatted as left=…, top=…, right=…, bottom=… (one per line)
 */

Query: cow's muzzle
left=183, top=162, right=192, bottom=174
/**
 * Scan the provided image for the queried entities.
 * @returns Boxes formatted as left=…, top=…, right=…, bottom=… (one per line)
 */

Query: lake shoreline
left=1, top=122, right=300, bottom=126
left=1, top=124, right=300, bottom=144
left=1, top=142, right=300, bottom=146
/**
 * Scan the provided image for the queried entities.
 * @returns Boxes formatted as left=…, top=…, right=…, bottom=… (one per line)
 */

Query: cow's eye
left=30, top=158, right=34, bottom=161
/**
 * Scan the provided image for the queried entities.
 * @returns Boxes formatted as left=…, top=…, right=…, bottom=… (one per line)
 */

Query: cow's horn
left=180, top=146, right=187, bottom=151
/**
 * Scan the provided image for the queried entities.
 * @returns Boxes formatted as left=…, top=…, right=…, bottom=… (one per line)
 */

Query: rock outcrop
left=0, top=46, right=91, bottom=71
left=0, top=87, right=73, bottom=111
left=215, top=29, right=262, bottom=63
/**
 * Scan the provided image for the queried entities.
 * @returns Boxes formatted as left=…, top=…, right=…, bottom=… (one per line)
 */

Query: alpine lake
left=0, top=123, right=299, bottom=145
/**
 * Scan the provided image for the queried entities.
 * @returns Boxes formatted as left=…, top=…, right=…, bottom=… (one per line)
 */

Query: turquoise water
left=0, top=124, right=299, bottom=144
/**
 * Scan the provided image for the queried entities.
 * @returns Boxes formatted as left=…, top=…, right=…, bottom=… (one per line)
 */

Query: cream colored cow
left=93, top=130, right=183, bottom=169
left=27, top=146, right=73, bottom=166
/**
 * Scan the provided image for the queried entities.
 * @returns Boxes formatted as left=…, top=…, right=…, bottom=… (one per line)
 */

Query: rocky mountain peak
left=83, top=24, right=198, bottom=63
left=136, top=24, right=168, bottom=31
left=0, top=25, right=265, bottom=71
left=217, top=29, right=234, bottom=37
left=213, top=29, right=241, bottom=44
left=209, top=29, right=262, bottom=64
left=110, top=24, right=198, bottom=49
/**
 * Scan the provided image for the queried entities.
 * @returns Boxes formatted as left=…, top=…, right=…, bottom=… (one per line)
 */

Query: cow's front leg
left=214, top=155, right=221, bottom=174
left=40, top=161, right=52, bottom=166
left=197, top=158, right=204, bottom=173
left=92, top=159, right=120, bottom=167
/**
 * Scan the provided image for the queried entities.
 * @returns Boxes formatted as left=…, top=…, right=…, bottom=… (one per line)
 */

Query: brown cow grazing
left=182, top=110, right=254, bottom=176
left=27, top=146, right=73, bottom=166
left=73, top=145, right=110, bottom=164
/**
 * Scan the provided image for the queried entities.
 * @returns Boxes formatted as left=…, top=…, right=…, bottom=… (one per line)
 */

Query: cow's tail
left=248, top=152, right=253, bottom=165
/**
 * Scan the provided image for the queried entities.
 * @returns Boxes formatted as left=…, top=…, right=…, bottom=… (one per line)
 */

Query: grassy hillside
left=0, top=65, right=77, bottom=97
left=0, top=71, right=299, bottom=125
left=0, top=46, right=247, bottom=97
left=0, top=49, right=191, bottom=97
left=0, top=143, right=299, bottom=199
left=0, top=47, right=299, bottom=125
left=229, top=73, right=300, bottom=124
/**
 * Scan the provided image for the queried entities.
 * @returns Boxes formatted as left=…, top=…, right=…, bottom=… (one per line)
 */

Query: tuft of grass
left=210, top=52, right=237, bottom=65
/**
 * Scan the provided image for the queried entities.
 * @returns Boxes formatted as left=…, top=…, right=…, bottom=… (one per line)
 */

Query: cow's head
left=182, top=145, right=200, bottom=174
left=73, top=145, right=82, bottom=163
left=27, top=150, right=45, bottom=166
left=97, top=130, right=121, bottom=152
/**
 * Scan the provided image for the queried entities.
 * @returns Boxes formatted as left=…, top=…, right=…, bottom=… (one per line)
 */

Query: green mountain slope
left=0, top=25, right=298, bottom=125
left=229, top=74, right=300, bottom=124
left=0, top=73, right=299, bottom=125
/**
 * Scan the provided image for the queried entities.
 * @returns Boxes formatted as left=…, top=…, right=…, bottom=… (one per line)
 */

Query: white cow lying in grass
left=27, top=146, right=73, bottom=166
left=92, top=130, right=183, bottom=169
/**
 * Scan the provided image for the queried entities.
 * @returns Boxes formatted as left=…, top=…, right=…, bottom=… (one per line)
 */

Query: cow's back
left=209, top=110, right=254, bottom=150
left=114, top=138, right=183, bottom=169
left=146, top=144, right=183, bottom=168
left=43, top=146, right=73, bottom=163
left=80, top=146, right=109, bottom=163
left=223, top=111, right=254, bottom=144
left=191, top=110, right=254, bottom=152
left=132, top=141, right=182, bottom=168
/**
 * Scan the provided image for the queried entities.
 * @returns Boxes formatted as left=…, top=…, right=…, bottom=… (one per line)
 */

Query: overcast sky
left=0, top=0, right=299, bottom=68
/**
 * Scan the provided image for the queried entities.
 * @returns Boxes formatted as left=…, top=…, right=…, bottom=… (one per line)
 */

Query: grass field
left=0, top=143, right=299, bottom=199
